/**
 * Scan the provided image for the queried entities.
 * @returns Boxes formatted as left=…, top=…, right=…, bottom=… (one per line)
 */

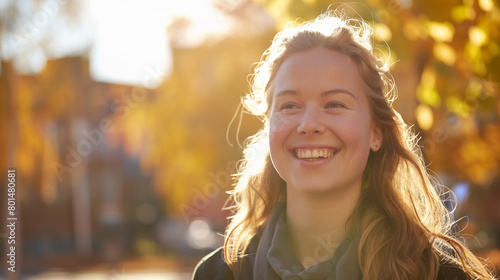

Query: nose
left=297, top=107, right=326, bottom=135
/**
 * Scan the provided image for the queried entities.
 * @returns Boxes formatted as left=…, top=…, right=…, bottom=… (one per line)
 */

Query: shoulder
left=192, top=247, right=234, bottom=280
left=436, top=262, right=470, bottom=280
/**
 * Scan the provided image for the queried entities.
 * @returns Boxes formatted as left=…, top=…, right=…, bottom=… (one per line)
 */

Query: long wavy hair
left=223, top=9, right=494, bottom=280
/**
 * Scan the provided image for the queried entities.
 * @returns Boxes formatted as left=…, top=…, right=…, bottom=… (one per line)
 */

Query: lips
left=293, top=148, right=338, bottom=160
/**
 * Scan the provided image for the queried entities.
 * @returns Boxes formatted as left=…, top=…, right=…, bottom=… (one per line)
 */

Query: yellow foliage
left=417, top=68, right=441, bottom=107
left=259, top=0, right=294, bottom=29
left=466, top=80, right=483, bottom=96
left=374, top=22, right=392, bottom=42
left=459, top=137, right=498, bottom=184
left=417, top=86, right=441, bottom=108
left=403, top=18, right=426, bottom=41
left=452, top=5, right=476, bottom=22
left=469, top=26, right=488, bottom=47
left=302, top=0, right=316, bottom=5
left=475, top=63, right=487, bottom=76
left=421, top=66, right=436, bottom=86
left=479, top=0, right=495, bottom=12
left=415, top=104, right=434, bottom=131
left=433, top=43, right=456, bottom=65
left=446, top=96, right=471, bottom=118
left=489, top=42, right=499, bottom=56
left=425, top=21, right=454, bottom=42
left=464, top=0, right=474, bottom=7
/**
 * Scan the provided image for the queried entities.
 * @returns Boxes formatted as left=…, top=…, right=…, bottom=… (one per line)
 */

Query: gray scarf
left=246, top=202, right=362, bottom=280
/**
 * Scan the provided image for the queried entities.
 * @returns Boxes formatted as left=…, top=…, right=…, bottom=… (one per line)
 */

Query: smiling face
left=268, top=47, right=382, bottom=196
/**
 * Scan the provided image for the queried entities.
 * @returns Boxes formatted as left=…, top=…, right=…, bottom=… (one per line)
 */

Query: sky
left=88, top=0, right=231, bottom=88
left=1, top=0, right=232, bottom=88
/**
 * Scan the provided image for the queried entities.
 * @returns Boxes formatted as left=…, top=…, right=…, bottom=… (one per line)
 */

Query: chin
left=287, top=177, right=362, bottom=196
left=289, top=181, right=340, bottom=194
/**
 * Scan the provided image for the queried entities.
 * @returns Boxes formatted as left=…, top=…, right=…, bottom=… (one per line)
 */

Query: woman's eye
left=280, top=103, right=299, bottom=110
left=326, top=102, right=345, bottom=109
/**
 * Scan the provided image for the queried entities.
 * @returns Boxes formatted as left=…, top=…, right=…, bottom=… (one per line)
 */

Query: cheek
left=269, top=117, right=286, bottom=153
left=268, top=116, right=293, bottom=173
left=337, top=115, right=373, bottom=148
left=269, top=114, right=293, bottom=135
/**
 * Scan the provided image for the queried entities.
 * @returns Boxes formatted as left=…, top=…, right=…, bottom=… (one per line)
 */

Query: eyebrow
left=321, top=89, right=357, bottom=100
left=275, top=89, right=357, bottom=99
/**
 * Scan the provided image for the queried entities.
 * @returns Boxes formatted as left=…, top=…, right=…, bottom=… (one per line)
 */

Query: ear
left=370, top=122, right=383, bottom=152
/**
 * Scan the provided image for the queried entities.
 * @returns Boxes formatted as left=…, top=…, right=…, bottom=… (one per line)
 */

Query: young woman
left=193, top=10, right=495, bottom=280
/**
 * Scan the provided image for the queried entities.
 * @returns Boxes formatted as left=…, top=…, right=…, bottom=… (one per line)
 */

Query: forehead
left=273, top=47, right=367, bottom=98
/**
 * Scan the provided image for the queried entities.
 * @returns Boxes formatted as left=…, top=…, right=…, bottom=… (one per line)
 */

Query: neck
left=286, top=186, right=361, bottom=268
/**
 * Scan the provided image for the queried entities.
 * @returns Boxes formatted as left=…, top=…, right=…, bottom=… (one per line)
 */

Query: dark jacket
left=192, top=247, right=470, bottom=280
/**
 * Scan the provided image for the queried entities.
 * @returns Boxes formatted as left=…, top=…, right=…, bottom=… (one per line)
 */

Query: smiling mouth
left=293, top=148, right=337, bottom=161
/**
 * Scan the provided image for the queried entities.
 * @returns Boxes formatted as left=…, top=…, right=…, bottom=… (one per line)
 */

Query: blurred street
left=12, top=271, right=191, bottom=280
left=0, top=255, right=197, bottom=280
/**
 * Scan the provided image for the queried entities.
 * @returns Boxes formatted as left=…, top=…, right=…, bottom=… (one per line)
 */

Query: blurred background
left=0, top=0, right=499, bottom=279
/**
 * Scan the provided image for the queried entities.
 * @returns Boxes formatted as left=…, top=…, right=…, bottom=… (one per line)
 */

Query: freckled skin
left=269, top=47, right=381, bottom=197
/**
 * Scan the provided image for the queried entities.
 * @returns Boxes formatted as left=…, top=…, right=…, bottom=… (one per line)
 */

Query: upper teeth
left=295, top=149, right=335, bottom=159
